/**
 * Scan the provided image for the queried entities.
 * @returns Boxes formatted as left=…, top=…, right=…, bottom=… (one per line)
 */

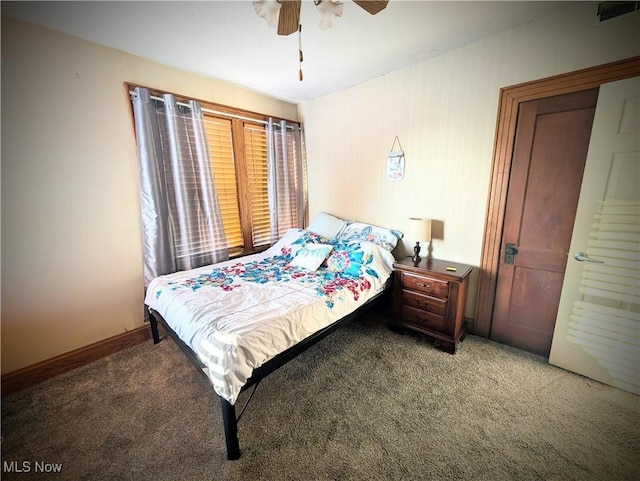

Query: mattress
left=144, top=228, right=395, bottom=404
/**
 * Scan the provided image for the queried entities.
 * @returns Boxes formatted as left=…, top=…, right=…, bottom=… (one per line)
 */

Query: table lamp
left=409, top=217, right=432, bottom=263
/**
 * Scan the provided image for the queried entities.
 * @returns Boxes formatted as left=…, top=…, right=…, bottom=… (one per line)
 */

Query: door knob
left=505, top=243, right=519, bottom=264
left=574, top=252, right=604, bottom=263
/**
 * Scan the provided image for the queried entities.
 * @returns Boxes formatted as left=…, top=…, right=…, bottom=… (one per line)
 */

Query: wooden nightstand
left=392, top=257, right=473, bottom=354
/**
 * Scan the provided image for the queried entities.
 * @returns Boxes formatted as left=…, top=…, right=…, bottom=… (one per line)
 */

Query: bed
left=144, top=215, right=402, bottom=459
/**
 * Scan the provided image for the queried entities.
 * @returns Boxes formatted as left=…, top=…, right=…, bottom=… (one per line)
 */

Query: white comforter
left=145, top=228, right=395, bottom=404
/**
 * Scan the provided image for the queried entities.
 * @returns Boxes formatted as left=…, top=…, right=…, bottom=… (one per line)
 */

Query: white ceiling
left=1, top=1, right=581, bottom=103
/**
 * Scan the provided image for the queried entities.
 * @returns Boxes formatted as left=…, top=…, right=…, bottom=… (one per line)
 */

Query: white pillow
left=289, top=243, right=334, bottom=271
left=306, top=212, right=348, bottom=239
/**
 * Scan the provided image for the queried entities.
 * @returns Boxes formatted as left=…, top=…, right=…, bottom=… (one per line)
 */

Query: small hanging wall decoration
left=386, top=136, right=405, bottom=181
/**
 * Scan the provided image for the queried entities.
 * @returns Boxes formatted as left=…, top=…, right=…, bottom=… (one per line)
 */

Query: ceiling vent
left=595, top=2, right=640, bottom=25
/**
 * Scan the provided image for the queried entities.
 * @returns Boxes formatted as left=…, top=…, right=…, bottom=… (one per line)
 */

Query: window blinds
left=204, top=116, right=244, bottom=254
left=244, top=123, right=271, bottom=248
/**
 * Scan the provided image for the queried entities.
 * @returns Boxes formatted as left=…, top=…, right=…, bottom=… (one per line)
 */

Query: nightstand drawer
left=402, top=305, right=446, bottom=332
left=401, top=273, right=448, bottom=298
left=402, top=290, right=447, bottom=316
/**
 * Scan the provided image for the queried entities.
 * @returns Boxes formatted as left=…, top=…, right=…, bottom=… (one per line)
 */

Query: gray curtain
left=267, top=119, right=306, bottom=244
left=132, top=87, right=228, bottom=286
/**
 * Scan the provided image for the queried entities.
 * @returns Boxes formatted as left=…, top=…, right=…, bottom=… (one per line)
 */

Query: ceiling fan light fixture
left=253, top=0, right=281, bottom=28
left=315, top=0, right=344, bottom=30
left=252, top=0, right=389, bottom=80
left=254, top=0, right=383, bottom=34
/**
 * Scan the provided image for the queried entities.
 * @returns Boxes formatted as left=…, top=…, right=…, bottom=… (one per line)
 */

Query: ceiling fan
left=254, top=0, right=389, bottom=36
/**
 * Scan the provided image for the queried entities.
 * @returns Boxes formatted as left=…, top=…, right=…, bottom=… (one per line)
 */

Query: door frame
left=473, top=56, right=640, bottom=338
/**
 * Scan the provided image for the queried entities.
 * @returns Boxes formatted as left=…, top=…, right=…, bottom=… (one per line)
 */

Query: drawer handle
left=416, top=300, right=430, bottom=307
left=417, top=282, right=432, bottom=288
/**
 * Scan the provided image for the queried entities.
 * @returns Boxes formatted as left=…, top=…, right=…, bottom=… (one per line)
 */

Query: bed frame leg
left=220, top=398, right=241, bottom=460
left=148, top=310, right=161, bottom=344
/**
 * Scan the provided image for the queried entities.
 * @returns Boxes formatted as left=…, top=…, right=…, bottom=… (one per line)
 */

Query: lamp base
left=412, top=241, right=421, bottom=264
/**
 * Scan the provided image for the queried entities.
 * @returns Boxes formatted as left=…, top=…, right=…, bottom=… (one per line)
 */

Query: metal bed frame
left=147, top=281, right=391, bottom=460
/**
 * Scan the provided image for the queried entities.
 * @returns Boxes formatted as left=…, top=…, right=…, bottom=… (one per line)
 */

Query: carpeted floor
left=2, top=312, right=639, bottom=481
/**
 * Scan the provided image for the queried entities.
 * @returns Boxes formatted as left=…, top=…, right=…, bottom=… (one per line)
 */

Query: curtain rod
left=129, top=90, right=298, bottom=129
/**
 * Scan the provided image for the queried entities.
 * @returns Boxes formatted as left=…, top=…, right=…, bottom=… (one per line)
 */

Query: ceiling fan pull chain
left=298, top=24, right=303, bottom=81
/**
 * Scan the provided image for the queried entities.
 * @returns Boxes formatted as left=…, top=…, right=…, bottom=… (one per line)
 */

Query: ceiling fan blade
left=277, top=0, right=301, bottom=36
left=353, top=0, right=389, bottom=15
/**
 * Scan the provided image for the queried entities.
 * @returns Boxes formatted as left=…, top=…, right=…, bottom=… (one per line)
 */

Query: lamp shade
left=409, top=217, right=432, bottom=242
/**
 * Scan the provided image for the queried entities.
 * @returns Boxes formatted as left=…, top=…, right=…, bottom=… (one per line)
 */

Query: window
left=203, top=114, right=282, bottom=257
left=132, top=86, right=305, bottom=259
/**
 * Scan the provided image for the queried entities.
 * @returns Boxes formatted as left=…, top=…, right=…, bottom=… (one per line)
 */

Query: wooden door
left=549, top=77, right=639, bottom=394
left=490, top=89, right=599, bottom=356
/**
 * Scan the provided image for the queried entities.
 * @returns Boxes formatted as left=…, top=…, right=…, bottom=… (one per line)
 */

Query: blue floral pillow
left=338, top=222, right=403, bottom=252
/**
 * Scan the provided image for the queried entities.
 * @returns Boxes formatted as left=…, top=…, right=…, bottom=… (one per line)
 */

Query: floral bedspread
left=156, top=230, right=382, bottom=308
left=145, top=229, right=394, bottom=404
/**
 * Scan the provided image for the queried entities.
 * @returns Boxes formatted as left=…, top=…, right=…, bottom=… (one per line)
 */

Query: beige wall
left=0, top=16, right=298, bottom=374
left=298, top=3, right=640, bottom=319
